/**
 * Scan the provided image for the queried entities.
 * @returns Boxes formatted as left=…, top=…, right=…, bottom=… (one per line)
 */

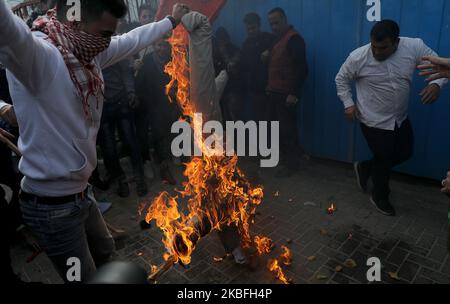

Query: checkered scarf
left=32, top=9, right=111, bottom=118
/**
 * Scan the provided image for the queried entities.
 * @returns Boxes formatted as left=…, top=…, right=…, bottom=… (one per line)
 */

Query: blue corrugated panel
left=214, top=0, right=450, bottom=180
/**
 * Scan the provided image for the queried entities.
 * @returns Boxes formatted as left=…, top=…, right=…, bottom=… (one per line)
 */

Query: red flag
left=155, top=0, right=227, bottom=23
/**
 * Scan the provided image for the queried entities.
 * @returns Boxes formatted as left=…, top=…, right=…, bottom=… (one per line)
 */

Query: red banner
left=155, top=0, right=227, bottom=23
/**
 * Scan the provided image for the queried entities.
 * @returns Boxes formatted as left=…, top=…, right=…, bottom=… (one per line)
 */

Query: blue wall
left=214, top=0, right=450, bottom=180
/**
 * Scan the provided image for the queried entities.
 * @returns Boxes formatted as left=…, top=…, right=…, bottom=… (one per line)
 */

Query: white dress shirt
left=335, top=37, right=447, bottom=131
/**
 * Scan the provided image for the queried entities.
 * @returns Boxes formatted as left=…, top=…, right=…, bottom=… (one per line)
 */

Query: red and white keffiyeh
left=32, top=9, right=111, bottom=118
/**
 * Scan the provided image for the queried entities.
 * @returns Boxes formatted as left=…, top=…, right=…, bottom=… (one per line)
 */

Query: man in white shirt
left=0, top=0, right=189, bottom=282
left=335, top=20, right=447, bottom=216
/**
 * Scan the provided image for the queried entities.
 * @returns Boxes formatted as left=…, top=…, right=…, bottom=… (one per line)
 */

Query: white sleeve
left=96, top=18, right=173, bottom=69
left=0, top=0, right=56, bottom=93
left=335, top=54, right=358, bottom=109
left=415, top=38, right=448, bottom=88
left=0, top=99, right=9, bottom=111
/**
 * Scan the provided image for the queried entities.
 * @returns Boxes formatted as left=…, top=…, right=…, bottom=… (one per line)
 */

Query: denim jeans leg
left=19, top=198, right=96, bottom=283
left=85, top=186, right=115, bottom=267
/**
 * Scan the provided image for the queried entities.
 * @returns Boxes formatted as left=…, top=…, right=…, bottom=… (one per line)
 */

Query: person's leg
left=393, top=118, right=414, bottom=166
left=360, top=123, right=396, bottom=215
left=229, top=92, right=242, bottom=122
left=217, top=225, right=247, bottom=264
left=280, top=99, right=301, bottom=169
left=119, top=121, right=145, bottom=179
left=98, top=121, right=125, bottom=181
left=118, top=105, right=147, bottom=196
left=156, top=136, right=177, bottom=185
left=266, top=93, right=277, bottom=155
left=253, top=92, right=269, bottom=123
left=99, top=116, right=129, bottom=197
left=354, top=159, right=372, bottom=192
left=270, top=93, right=298, bottom=177
left=84, top=186, right=115, bottom=267
left=149, top=102, right=178, bottom=185
left=19, top=197, right=97, bottom=283
left=134, top=104, right=151, bottom=163
left=1, top=185, right=19, bottom=283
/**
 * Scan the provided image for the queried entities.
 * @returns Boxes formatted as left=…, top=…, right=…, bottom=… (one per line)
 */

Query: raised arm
left=415, top=39, right=448, bottom=89
left=96, top=18, right=173, bottom=69
left=0, top=0, right=55, bottom=93
left=98, top=3, right=190, bottom=69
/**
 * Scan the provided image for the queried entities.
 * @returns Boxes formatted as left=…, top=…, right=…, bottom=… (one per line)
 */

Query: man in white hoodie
left=0, top=0, right=189, bottom=282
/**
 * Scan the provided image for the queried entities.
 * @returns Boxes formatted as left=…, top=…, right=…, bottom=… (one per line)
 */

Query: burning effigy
left=144, top=11, right=292, bottom=284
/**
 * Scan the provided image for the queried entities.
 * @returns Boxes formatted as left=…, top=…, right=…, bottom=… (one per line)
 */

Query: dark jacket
left=135, top=51, right=180, bottom=137
left=268, top=26, right=308, bottom=98
left=241, top=32, right=275, bottom=94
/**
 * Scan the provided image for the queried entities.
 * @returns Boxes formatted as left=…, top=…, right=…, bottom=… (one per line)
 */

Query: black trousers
left=267, top=92, right=301, bottom=168
left=99, top=102, right=145, bottom=180
left=360, top=119, right=414, bottom=201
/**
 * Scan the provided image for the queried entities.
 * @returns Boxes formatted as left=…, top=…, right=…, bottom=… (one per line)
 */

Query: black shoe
left=354, top=162, right=369, bottom=192
left=136, top=178, right=148, bottom=197
left=370, top=196, right=396, bottom=216
left=117, top=179, right=130, bottom=198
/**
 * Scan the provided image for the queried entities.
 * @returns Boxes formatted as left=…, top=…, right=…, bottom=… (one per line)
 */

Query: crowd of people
left=0, top=0, right=449, bottom=284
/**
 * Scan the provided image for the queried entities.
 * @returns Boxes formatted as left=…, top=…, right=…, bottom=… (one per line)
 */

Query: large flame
left=268, top=246, right=292, bottom=284
left=144, top=27, right=291, bottom=283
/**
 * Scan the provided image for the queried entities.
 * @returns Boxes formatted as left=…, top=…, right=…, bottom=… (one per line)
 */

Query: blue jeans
left=19, top=186, right=114, bottom=283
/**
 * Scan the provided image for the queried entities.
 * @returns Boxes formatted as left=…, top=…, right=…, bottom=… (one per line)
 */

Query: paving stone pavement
left=10, top=157, right=450, bottom=284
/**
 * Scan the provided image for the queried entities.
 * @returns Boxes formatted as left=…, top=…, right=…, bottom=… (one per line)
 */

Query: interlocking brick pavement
left=10, top=157, right=450, bottom=284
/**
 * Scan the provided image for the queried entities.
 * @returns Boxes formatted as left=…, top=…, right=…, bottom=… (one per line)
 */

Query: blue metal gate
left=214, top=0, right=450, bottom=180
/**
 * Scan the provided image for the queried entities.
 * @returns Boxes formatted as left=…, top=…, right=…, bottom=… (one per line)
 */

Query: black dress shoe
left=370, top=196, right=396, bottom=216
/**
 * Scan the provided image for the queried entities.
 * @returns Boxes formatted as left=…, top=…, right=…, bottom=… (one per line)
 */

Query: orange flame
left=268, top=259, right=290, bottom=284
left=280, top=245, right=292, bottom=266
left=144, top=27, right=263, bottom=266
left=150, top=264, right=158, bottom=274
left=327, top=203, right=336, bottom=214
left=254, top=235, right=273, bottom=256
left=143, top=26, right=292, bottom=284
left=268, top=245, right=292, bottom=284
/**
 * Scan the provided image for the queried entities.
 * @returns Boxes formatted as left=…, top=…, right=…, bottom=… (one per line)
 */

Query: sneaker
left=136, top=178, right=148, bottom=197
left=117, top=178, right=130, bottom=198
left=354, top=162, right=369, bottom=192
left=232, top=247, right=248, bottom=265
left=370, top=196, right=396, bottom=216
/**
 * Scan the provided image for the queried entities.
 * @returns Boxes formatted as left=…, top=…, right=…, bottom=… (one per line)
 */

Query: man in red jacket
left=266, top=7, right=308, bottom=178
